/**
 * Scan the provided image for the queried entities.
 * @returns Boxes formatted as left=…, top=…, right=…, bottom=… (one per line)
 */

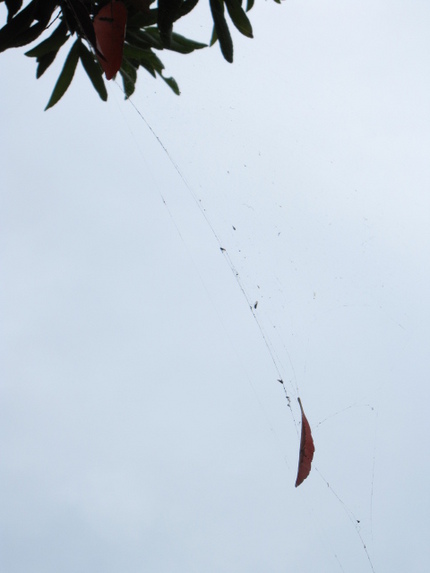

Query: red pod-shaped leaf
left=295, top=397, right=315, bottom=487
left=94, top=1, right=127, bottom=80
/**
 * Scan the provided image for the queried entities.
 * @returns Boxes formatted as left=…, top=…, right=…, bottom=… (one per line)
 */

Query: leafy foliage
left=0, top=0, right=279, bottom=108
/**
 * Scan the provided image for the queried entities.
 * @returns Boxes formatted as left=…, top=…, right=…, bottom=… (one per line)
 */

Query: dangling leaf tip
left=295, top=397, right=315, bottom=487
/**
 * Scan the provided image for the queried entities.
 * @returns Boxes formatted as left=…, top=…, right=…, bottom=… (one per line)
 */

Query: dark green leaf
left=246, top=0, right=254, bottom=12
left=139, top=60, right=157, bottom=77
left=5, top=0, right=22, bottom=21
left=168, top=32, right=206, bottom=54
left=45, top=40, right=80, bottom=110
left=225, top=0, right=253, bottom=38
left=0, top=0, right=37, bottom=52
left=120, top=59, right=138, bottom=99
left=209, top=26, right=218, bottom=47
left=177, top=0, right=199, bottom=19
left=209, top=0, right=233, bottom=63
left=158, top=0, right=182, bottom=47
left=33, top=0, right=57, bottom=22
left=160, top=74, right=180, bottom=95
left=134, top=27, right=164, bottom=50
left=25, top=21, right=68, bottom=58
left=13, top=19, right=51, bottom=49
left=125, top=30, right=152, bottom=50
left=127, top=9, right=158, bottom=29
left=60, top=0, right=97, bottom=50
left=122, top=43, right=147, bottom=60
left=123, top=43, right=165, bottom=73
left=0, top=0, right=57, bottom=52
left=36, top=50, right=57, bottom=78
left=156, top=0, right=200, bottom=46
left=79, top=42, right=107, bottom=102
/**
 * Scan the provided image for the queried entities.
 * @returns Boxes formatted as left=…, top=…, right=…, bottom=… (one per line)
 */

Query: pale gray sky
left=2, top=1, right=430, bottom=572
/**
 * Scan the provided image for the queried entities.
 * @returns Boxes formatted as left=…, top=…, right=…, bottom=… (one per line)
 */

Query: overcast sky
left=2, top=1, right=430, bottom=572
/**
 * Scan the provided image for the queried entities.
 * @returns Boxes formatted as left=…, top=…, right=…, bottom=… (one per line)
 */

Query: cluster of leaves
left=0, top=0, right=279, bottom=108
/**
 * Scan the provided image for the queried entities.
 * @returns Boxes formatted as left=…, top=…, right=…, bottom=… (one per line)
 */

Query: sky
left=2, top=1, right=430, bottom=572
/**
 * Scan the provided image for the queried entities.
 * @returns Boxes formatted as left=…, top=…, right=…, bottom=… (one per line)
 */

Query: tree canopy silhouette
left=0, top=0, right=280, bottom=109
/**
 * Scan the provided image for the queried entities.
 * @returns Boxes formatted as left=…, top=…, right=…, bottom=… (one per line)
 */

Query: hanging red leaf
left=295, top=397, right=315, bottom=487
left=94, top=1, right=128, bottom=80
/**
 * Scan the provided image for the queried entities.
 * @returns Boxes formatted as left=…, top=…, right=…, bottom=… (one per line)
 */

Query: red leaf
left=94, top=1, right=127, bottom=80
left=295, top=397, right=315, bottom=487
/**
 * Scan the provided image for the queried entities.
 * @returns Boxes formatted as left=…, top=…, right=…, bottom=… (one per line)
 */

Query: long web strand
left=124, top=93, right=299, bottom=416
left=314, top=467, right=376, bottom=573
left=111, top=89, right=299, bottom=464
